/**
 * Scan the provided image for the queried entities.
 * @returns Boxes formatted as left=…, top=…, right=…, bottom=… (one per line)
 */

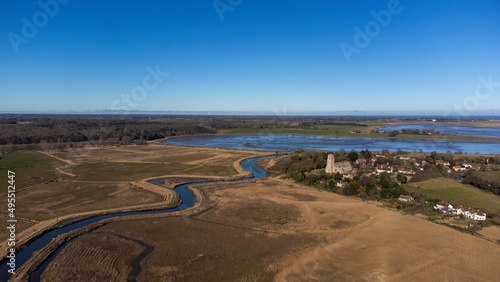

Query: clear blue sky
left=1, top=0, right=499, bottom=114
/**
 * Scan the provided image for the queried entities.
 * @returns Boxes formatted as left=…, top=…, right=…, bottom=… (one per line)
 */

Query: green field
left=403, top=177, right=500, bottom=214
left=0, top=151, right=66, bottom=193
left=477, top=171, right=500, bottom=182
left=221, top=127, right=500, bottom=142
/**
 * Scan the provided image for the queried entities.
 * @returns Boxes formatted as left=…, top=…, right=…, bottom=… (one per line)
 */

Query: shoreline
left=216, top=131, right=500, bottom=143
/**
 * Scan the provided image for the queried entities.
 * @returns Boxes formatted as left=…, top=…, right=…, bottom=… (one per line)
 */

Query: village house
left=434, top=202, right=486, bottom=221
left=376, top=164, right=392, bottom=174
left=398, top=168, right=416, bottom=175
left=470, top=164, right=481, bottom=170
left=336, top=181, right=347, bottom=188
left=355, top=158, right=367, bottom=165
left=434, top=201, right=453, bottom=212
left=398, top=195, right=414, bottom=202
left=342, top=174, right=354, bottom=180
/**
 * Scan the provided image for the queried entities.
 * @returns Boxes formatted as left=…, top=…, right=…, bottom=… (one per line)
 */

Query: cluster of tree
left=462, top=171, right=500, bottom=196
left=387, top=129, right=443, bottom=137
left=379, top=172, right=407, bottom=199
left=399, top=129, right=441, bottom=135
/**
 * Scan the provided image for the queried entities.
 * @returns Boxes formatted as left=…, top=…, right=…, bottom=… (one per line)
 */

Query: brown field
left=94, top=216, right=316, bottom=281
left=41, top=233, right=147, bottom=281
left=56, top=144, right=264, bottom=180
left=0, top=215, right=35, bottom=241
left=51, top=176, right=500, bottom=281
left=1, top=180, right=162, bottom=221
left=0, top=144, right=269, bottom=264
left=478, top=226, right=500, bottom=243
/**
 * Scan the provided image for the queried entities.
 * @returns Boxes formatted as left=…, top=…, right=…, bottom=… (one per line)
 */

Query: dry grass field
left=0, top=143, right=269, bottom=272
left=57, top=144, right=262, bottom=180
left=41, top=233, right=147, bottom=281
left=478, top=226, right=500, bottom=243
left=0, top=215, right=35, bottom=241
left=47, top=176, right=500, bottom=281
left=0, top=144, right=266, bottom=221
left=6, top=181, right=162, bottom=221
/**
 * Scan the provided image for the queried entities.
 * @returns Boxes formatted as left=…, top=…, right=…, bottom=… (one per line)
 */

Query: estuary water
left=165, top=134, right=500, bottom=154
left=378, top=124, right=500, bottom=138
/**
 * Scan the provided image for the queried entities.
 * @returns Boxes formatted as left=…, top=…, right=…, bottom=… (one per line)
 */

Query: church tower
left=325, top=153, right=335, bottom=173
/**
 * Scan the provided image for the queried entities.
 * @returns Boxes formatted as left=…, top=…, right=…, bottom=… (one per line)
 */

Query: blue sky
left=1, top=0, right=499, bottom=114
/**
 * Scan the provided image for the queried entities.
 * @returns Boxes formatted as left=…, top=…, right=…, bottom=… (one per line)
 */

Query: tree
left=360, top=149, right=372, bottom=159
left=396, top=173, right=408, bottom=183
left=430, top=151, right=437, bottom=161
left=344, top=180, right=361, bottom=196
left=347, top=151, right=359, bottom=162
left=379, top=172, right=391, bottom=189
left=388, top=130, right=399, bottom=137
left=328, top=179, right=336, bottom=191
left=333, top=173, right=343, bottom=181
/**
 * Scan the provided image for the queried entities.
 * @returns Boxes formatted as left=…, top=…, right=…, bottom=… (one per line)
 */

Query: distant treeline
left=0, top=115, right=217, bottom=147
left=0, top=114, right=492, bottom=152
left=0, top=115, right=372, bottom=150
left=323, top=122, right=368, bottom=127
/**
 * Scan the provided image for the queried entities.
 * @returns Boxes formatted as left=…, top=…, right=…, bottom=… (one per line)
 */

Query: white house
left=473, top=210, right=487, bottom=221
left=398, top=195, right=414, bottom=202
left=376, top=164, right=392, bottom=174
left=434, top=203, right=486, bottom=221
left=434, top=202, right=453, bottom=213
left=336, top=181, right=347, bottom=188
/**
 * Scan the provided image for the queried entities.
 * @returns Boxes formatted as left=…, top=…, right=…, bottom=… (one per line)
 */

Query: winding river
left=0, top=156, right=272, bottom=281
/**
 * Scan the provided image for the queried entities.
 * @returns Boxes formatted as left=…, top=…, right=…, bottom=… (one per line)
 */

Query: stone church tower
left=325, top=153, right=335, bottom=173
